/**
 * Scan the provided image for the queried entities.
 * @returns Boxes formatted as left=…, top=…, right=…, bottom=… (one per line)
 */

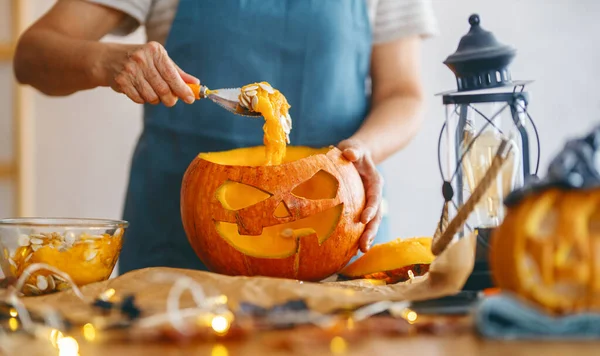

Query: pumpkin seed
left=31, top=244, right=42, bottom=252
left=36, top=275, right=48, bottom=291
left=30, top=234, right=46, bottom=239
left=30, top=237, right=44, bottom=245
left=24, top=254, right=32, bottom=262
left=280, top=115, right=291, bottom=133
left=239, top=95, right=250, bottom=109
left=84, top=234, right=104, bottom=239
left=243, top=85, right=258, bottom=91
left=56, top=282, right=70, bottom=291
left=252, top=96, right=259, bottom=111
left=23, top=284, right=41, bottom=296
left=65, top=231, right=76, bottom=245
left=47, top=275, right=56, bottom=291
left=8, top=258, right=17, bottom=268
left=113, top=228, right=124, bottom=238
left=85, top=249, right=98, bottom=261
left=18, top=234, right=31, bottom=247
left=245, top=90, right=258, bottom=97
left=52, top=274, right=67, bottom=283
left=259, top=83, right=274, bottom=94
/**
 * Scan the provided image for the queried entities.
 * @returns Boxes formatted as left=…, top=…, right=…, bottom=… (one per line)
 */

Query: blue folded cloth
left=475, top=293, right=600, bottom=340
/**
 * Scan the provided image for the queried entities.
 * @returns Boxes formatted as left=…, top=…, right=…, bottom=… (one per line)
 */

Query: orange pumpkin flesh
left=490, top=188, right=600, bottom=315
left=181, top=145, right=366, bottom=281
left=339, top=237, right=435, bottom=284
left=239, top=82, right=291, bottom=166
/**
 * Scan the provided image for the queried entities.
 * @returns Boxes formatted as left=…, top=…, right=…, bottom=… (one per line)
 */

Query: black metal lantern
left=434, top=14, right=541, bottom=291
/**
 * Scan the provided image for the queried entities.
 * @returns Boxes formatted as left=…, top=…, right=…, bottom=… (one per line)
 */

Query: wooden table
left=2, top=316, right=599, bottom=356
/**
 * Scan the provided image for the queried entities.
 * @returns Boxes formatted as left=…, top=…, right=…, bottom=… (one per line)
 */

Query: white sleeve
left=372, top=0, right=438, bottom=44
left=84, top=0, right=153, bottom=36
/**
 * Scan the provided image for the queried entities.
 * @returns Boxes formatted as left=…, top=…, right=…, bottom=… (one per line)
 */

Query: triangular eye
left=292, top=170, right=338, bottom=200
left=216, top=181, right=272, bottom=210
left=274, top=201, right=291, bottom=218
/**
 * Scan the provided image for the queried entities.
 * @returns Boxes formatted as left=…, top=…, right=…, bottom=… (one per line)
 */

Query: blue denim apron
left=119, top=0, right=389, bottom=274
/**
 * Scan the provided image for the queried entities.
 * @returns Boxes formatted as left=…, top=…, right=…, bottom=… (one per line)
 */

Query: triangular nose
left=274, top=201, right=291, bottom=218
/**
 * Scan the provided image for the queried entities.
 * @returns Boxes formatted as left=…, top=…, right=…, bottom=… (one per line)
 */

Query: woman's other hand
left=338, top=138, right=384, bottom=253
left=105, top=41, right=199, bottom=106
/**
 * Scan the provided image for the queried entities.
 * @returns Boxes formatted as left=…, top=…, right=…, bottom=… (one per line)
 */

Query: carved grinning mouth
left=214, top=204, right=343, bottom=259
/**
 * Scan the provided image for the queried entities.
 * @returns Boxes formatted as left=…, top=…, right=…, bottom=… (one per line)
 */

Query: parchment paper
left=7, top=232, right=476, bottom=325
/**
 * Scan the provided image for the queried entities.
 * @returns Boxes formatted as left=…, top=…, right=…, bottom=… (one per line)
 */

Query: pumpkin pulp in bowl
left=0, top=218, right=126, bottom=296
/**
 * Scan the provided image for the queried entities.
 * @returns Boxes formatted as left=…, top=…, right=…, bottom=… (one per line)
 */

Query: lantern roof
left=443, top=14, right=523, bottom=93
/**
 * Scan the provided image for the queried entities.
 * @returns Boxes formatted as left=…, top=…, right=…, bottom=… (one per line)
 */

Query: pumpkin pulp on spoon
left=239, top=82, right=292, bottom=165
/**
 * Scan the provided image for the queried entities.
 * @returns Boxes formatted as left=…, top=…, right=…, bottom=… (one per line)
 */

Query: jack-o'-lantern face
left=213, top=169, right=342, bottom=258
left=490, top=188, right=600, bottom=314
left=181, top=146, right=366, bottom=281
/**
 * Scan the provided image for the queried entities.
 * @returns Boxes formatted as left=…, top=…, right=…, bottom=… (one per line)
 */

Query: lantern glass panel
left=444, top=100, right=525, bottom=233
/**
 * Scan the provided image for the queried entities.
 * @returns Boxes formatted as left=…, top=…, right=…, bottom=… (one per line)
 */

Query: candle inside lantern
left=461, top=122, right=520, bottom=228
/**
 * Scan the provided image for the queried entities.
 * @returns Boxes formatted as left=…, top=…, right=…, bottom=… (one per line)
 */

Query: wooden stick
left=0, top=162, right=15, bottom=178
left=431, top=140, right=513, bottom=256
left=0, top=43, right=14, bottom=60
left=12, top=0, right=35, bottom=217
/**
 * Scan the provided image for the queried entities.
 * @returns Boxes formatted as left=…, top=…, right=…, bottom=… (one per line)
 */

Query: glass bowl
left=0, top=218, right=128, bottom=296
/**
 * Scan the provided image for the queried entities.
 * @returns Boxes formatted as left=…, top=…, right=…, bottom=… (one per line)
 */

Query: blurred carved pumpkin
left=180, top=146, right=366, bottom=281
left=490, top=188, right=600, bottom=314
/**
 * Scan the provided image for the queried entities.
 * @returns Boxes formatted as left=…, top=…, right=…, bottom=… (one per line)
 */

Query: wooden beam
left=0, top=162, right=15, bottom=178
left=0, top=43, right=14, bottom=61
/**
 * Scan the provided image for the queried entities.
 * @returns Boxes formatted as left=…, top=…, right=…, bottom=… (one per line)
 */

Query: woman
left=14, top=0, right=437, bottom=275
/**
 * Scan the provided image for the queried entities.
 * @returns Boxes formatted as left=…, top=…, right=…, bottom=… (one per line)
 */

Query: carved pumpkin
left=180, top=145, right=366, bottom=281
left=339, top=237, right=435, bottom=284
left=490, top=188, right=600, bottom=315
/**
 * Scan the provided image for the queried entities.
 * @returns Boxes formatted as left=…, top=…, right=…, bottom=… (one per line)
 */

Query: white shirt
left=88, top=0, right=438, bottom=45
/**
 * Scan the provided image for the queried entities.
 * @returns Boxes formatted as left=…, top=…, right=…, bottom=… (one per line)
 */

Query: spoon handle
left=187, top=83, right=204, bottom=99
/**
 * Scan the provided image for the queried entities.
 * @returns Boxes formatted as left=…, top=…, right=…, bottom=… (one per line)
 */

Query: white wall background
left=2, top=0, right=600, bottom=242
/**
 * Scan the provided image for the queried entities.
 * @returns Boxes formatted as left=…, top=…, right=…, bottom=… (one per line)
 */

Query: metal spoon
left=187, top=84, right=262, bottom=118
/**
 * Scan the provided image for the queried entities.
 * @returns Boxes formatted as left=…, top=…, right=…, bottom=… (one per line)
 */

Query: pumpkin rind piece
left=338, top=237, right=435, bottom=284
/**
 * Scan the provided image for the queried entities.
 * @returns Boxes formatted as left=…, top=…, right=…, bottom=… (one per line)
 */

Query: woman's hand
left=104, top=41, right=199, bottom=107
left=338, top=138, right=384, bottom=253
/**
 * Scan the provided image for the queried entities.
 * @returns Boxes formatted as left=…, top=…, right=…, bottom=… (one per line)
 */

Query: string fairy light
left=329, top=336, right=348, bottom=354
left=1, top=264, right=429, bottom=353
